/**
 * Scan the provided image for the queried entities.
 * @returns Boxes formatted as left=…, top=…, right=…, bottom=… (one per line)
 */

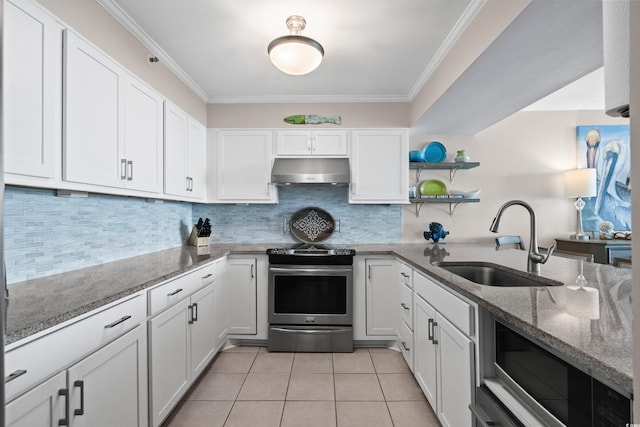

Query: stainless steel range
left=267, top=244, right=355, bottom=352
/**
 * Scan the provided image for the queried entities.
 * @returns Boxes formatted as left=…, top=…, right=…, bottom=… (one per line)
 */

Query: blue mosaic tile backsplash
left=4, top=187, right=192, bottom=285
left=4, top=186, right=402, bottom=284
left=192, top=186, right=402, bottom=245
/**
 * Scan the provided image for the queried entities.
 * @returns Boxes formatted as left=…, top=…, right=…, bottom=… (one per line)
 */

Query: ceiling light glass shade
left=268, top=16, right=324, bottom=75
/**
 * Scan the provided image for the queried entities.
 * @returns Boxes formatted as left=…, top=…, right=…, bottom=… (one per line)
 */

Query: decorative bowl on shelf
left=409, top=150, right=424, bottom=162
left=420, top=179, right=447, bottom=196
left=448, top=189, right=481, bottom=199
left=423, top=141, right=447, bottom=163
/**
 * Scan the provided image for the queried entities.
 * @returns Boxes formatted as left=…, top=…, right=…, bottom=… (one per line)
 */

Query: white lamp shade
left=268, top=36, right=323, bottom=75
left=564, top=168, right=597, bottom=198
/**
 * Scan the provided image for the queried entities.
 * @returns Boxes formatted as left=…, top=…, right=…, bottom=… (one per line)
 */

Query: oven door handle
left=270, top=327, right=352, bottom=334
left=269, top=267, right=352, bottom=274
left=469, top=404, right=501, bottom=427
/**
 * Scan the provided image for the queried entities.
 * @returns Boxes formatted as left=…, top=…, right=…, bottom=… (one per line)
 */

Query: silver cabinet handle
left=104, top=315, right=131, bottom=328
left=189, top=177, right=194, bottom=191
left=167, top=288, right=183, bottom=296
left=192, top=302, right=198, bottom=322
left=250, top=264, right=254, bottom=279
left=120, top=159, right=127, bottom=180
left=428, top=318, right=434, bottom=342
left=401, top=341, right=410, bottom=351
left=59, top=388, right=69, bottom=426
left=202, top=273, right=213, bottom=279
left=400, top=303, right=410, bottom=311
left=73, top=380, right=85, bottom=416
left=188, top=304, right=194, bottom=324
left=185, top=177, right=190, bottom=191
left=432, top=321, right=438, bottom=345
left=127, top=161, right=133, bottom=181
left=307, top=138, right=312, bottom=152
left=5, top=369, right=26, bottom=383
left=400, top=272, right=410, bottom=278
left=368, top=265, right=372, bottom=280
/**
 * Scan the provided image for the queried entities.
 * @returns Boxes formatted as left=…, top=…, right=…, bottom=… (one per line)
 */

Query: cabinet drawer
left=398, top=320, right=414, bottom=372
left=399, top=282, right=413, bottom=330
left=5, top=294, right=145, bottom=402
left=148, top=269, right=203, bottom=315
left=399, top=262, right=413, bottom=288
left=414, top=272, right=473, bottom=336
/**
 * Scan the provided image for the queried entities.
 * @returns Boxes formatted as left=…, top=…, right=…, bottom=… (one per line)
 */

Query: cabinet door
left=365, top=259, right=396, bottom=336
left=414, top=295, right=437, bottom=409
left=312, top=131, right=347, bottom=155
left=67, top=325, right=147, bottom=427
left=63, top=30, right=123, bottom=188
left=164, top=102, right=189, bottom=197
left=6, top=371, right=66, bottom=427
left=276, top=130, right=312, bottom=155
left=190, top=284, right=217, bottom=378
left=227, top=258, right=257, bottom=335
left=149, top=299, right=191, bottom=427
left=186, top=118, right=207, bottom=199
left=122, top=76, right=163, bottom=193
left=436, top=314, right=474, bottom=427
left=217, top=131, right=275, bottom=201
left=350, top=130, right=409, bottom=203
left=4, top=0, right=61, bottom=179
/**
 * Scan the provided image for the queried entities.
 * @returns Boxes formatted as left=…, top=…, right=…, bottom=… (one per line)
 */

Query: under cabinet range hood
left=271, top=158, right=350, bottom=185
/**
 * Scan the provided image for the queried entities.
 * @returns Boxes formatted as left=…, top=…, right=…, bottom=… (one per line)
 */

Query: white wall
left=403, top=110, right=628, bottom=247
left=630, top=0, right=639, bottom=421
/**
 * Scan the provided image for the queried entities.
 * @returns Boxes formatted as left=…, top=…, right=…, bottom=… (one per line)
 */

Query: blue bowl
left=409, top=150, right=424, bottom=162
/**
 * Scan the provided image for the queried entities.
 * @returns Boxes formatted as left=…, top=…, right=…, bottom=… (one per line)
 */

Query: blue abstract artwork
left=576, top=125, right=631, bottom=231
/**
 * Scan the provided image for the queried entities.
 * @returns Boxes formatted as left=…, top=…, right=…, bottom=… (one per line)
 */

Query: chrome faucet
left=490, top=200, right=555, bottom=273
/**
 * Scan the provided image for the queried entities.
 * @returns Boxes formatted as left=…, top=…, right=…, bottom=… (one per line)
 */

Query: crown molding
left=96, top=0, right=210, bottom=102
left=208, top=94, right=411, bottom=104
left=407, top=0, right=486, bottom=101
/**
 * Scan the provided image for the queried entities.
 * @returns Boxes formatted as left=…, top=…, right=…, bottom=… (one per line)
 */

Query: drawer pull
left=400, top=272, right=410, bottom=278
left=400, top=303, right=410, bottom=311
left=167, top=288, right=183, bottom=296
left=58, top=388, right=69, bottom=426
left=104, top=315, right=132, bottom=329
left=73, top=380, right=85, bottom=416
left=192, top=302, right=198, bottom=322
left=202, top=273, right=213, bottom=279
left=4, top=369, right=27, bottom=383
left=401, top=341, right=410, bottom=351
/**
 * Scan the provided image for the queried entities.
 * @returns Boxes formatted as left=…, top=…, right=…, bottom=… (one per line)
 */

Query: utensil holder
left=188, top=226, right=209, bottom=247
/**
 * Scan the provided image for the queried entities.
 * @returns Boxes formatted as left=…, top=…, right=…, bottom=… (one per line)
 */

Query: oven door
left=268, top=264, right=352, bottom=326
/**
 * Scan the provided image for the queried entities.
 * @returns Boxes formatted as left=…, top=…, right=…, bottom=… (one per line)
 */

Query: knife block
left=188, top=226, right=209, bottom=247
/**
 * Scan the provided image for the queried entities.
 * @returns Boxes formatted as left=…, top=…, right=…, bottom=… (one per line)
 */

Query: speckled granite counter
left=6, top=243, right=633, bottom=394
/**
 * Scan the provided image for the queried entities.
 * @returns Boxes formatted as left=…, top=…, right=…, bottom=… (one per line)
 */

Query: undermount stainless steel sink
left=435, top=262, right=563, bottom=287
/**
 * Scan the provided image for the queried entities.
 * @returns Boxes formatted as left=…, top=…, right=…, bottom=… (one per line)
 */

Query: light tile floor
left=163, top=347, right=441, bottom=427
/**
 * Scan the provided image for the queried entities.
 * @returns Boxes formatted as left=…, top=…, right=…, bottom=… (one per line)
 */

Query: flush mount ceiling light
left=268, top=15, right=324, bottom=75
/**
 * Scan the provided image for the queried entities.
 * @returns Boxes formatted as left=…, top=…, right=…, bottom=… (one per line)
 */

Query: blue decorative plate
left=423, top=141, right=447, bottom=163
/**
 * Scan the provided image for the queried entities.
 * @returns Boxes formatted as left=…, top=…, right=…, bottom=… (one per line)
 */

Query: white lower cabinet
left=66, top=325, right=148, bottom=427
left=414, top=283, right=474, bottom=427
left=7, top=324, right=148, bottom=427
left=6, top=371, right=66, bottom=427
left=148, top=282, right=216, bottom=427
left=226, top=257, right=257, bottom=335
left=364, top=258, right=397, bottom=336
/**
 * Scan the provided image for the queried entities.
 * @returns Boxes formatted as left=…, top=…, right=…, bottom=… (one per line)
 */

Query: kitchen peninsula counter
left=6, top=243, right=633, bottom=394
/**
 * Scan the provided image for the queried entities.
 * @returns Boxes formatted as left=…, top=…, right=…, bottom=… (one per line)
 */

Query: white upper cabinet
left=349, top=129, right=409, bottom=204
left=276, top=130, right=347, bottom=156
left=122, top=76, right=164, bottom=193
left=164, top=102, right=206, bottom=200
left=4, top=0, right=62, bottom=181
left=212, top=130, right=276, bottom=203
left=64, top=30, right=163, bottom=193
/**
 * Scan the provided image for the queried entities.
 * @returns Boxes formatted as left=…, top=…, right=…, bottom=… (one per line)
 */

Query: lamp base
left=570, top=233, right=590, bottom=240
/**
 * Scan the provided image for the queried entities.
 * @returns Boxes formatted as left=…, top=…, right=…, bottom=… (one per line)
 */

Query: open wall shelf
left=409, top=161, right=480, bottom=182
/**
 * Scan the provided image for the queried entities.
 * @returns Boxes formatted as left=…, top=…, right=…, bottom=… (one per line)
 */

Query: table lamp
left=564, top=168, right=597, bottom=240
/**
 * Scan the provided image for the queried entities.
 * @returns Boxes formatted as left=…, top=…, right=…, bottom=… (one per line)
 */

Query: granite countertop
left=6, top=243, right=633, bottom=394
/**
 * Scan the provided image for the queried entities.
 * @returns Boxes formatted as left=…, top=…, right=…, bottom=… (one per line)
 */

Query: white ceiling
left=99, top=0, right=605, bottom=134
